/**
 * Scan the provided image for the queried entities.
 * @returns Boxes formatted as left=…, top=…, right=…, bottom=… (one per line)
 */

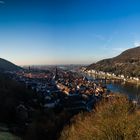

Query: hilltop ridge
left=0, top=58, right=21, bottom=71
left=87, top=46, right=140, bottom=77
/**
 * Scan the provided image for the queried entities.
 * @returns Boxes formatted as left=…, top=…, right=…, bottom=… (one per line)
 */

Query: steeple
left=29, top=66, right=31, bottom=71
left=55, top=67, right=58, bottom=80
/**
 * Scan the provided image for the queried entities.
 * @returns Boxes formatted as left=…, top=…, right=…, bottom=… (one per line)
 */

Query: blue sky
left=0, top=0, right=140, bottom=65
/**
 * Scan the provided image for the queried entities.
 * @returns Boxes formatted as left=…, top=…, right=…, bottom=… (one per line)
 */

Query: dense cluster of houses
left=13, top=67, right=112, bottom=112
left=55, top=70, right=111, bottom=111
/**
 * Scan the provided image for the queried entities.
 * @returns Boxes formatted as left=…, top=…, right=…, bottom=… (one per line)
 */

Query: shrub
left=60, top=96, right=140, bottom=140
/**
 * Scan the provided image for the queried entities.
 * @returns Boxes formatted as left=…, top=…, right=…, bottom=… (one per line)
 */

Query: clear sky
left=0, top=0, right=140, bottom=65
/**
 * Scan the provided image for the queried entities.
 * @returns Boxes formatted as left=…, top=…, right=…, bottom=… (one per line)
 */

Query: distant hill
left=87, top=46, right=140, bottom=77
left=0, top=58, right=21, bottom=71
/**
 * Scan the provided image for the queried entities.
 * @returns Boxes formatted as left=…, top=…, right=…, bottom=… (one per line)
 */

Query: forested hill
left=87, top=46, right=140, bottom=77
left=0, top=58, right=21, bottom=71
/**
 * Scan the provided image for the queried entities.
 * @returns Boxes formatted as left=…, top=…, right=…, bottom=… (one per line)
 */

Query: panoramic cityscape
left=0, top=0, right=140, bottom=140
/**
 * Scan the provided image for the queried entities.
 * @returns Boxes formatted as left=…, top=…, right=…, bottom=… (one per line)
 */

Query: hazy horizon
left=1, top=0, right=140, bottom=65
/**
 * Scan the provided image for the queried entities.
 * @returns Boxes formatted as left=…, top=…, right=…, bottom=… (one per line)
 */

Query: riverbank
left=84, top=71, right=140, bottom=86
left=125, top=79, right=140, bottom=85
left=81, top=70, right=140, bottom=101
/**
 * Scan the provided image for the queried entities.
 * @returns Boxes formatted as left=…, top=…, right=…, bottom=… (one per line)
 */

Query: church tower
left=55, top=67, right=58, bottom=80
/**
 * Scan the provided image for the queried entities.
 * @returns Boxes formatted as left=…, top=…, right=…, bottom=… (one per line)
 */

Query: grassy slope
left=60, top=96, right=140, bottom=140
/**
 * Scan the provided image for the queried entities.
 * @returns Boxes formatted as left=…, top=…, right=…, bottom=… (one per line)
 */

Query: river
left=106, top=82, right=140, bottom=100
left=83, top=73, right=140, bottom=100
left=58, top=66, right=140, bottom=100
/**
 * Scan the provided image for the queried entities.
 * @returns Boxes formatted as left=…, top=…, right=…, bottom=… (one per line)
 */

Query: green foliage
left=0, top=73, right=36, bottom=123
left=60, top=96, right=140, bottom=140
left=0, top=132, right=21, bottom=140
left=25, top=109, right=73, bottom=140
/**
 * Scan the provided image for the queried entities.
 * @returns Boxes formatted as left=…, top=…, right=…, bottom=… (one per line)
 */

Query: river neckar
left=83, top=73, right=140, bottom=100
